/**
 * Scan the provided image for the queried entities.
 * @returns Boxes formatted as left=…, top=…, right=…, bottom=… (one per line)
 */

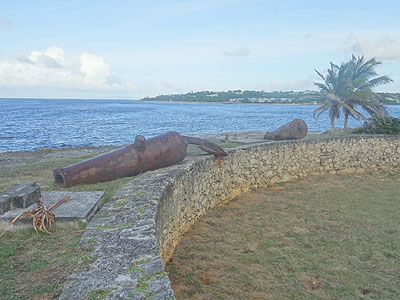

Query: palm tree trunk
left=344, top=112, right=349, bottom=129
left=331, top=116, right=335, bottom=130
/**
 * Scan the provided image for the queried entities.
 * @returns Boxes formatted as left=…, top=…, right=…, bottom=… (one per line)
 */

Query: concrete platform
left=0, top=191, right=105, bottom=229
left=214, top=130, right=266, bottom=144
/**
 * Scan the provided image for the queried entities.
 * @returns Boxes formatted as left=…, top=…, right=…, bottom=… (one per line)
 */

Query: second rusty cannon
left=264, top=119, right=308, bottom=141
left=53, top=131, right=227, bottom=187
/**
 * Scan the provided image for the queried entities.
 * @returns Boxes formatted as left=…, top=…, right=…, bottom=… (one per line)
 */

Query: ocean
left=1, top=98, right=400, bottom=153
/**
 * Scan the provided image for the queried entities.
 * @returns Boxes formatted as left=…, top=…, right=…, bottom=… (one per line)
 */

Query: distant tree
left=342, top=55, right=392, bottom=128
left=314, top=55, right=393, bottom=130
left=313, top=62, right=354, bottom=130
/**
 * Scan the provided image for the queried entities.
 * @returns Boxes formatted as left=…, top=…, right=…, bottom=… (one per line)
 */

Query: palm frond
left=314, top=69, right=332, bottom=91
left=341, top=102, right=363, bottom=121
left=313, top=101, right=330, bottom=120
left=366, top=75, right=393, bottom=88
left=314, top=69, right=326, bottom=81
left=314, top=82, right=330, bottom=93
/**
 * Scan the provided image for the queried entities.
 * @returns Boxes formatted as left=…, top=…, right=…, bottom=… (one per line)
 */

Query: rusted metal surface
left=53, top=132, right=187, bottom=187
left=264, top=119, right=308, bottom=141
left=182, top=136, right=228, bottom=157
left=53, top=131, right=227, bottom=187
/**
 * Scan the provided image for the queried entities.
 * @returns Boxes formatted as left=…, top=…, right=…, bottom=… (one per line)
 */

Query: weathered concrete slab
left=0, top=191, right=105, bottom=228
left=214, top=130, right=266, bottom=144
left=226, top=138, right=265, bottom=144
left=42, top=191, right=105, bottom=222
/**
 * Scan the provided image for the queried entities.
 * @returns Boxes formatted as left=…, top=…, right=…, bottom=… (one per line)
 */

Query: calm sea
left=1, top=98, right=399, bottom=153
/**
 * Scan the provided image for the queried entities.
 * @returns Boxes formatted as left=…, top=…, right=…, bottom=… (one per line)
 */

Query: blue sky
left=1, top=0, right=400, bottom=98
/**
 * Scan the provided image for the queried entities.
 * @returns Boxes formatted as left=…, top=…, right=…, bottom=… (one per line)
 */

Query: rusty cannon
left=264, top=119, right=308, bottom=141
left=53, top=131, right=227, bottom=187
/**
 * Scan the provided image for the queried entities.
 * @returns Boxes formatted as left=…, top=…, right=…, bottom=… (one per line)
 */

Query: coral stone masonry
left=59, top=135, right=400, bottom=299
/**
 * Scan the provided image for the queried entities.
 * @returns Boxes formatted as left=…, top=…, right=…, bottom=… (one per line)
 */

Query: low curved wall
left=60, top=135, right=400, bottom=299
left=156, top=135, right=400, bottom=263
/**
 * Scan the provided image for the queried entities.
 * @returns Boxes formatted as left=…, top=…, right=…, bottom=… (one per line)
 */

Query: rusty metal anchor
left=53, top=131, right=227, bottom=187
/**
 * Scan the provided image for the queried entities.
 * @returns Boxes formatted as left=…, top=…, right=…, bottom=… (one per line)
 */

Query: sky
left=1, top=0, right=400, bottom=99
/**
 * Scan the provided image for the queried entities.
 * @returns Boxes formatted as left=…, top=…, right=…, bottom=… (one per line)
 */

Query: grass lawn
left=167, top=173, right=400, bottom=300
left=0, top=225, right=96, bottom=300
left=0, top=138, right=240, bottom=300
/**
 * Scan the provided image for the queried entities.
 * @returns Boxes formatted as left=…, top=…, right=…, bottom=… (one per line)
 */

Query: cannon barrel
left=53, top=131, right=188, bottom=187
left=264, top=119, right=308, bottom=141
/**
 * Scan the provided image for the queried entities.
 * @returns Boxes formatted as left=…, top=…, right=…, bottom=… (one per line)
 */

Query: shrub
left=354, top=117, right=400, bottom=135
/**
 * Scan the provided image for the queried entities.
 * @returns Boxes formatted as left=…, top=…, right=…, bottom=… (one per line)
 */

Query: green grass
left=0, top=152, right=132, bottom=202
left=136, top=206, right=147, bottom=214
left=127, top=258, right=150, bottom=273
left=0, top=154, right=94, bottom=192
left=113, top=199, right=129, bottom=208
left=85, top=289, right=112, bottom=300
left=168, top=172, right=400, bottom=300
left=0, top=225, right=95, bottom=300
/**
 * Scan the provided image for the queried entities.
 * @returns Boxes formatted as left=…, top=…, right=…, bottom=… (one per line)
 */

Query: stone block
left=0, top=191, right=105, bottom=227
left=0, top=195, right=11, bottom=215
left=9, top=182, right=41, bottom=208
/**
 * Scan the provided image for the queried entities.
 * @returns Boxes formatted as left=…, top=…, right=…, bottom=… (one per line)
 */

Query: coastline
left=139, top=100, right=400, bottom=106
left=140, top=99, right=319, bottom=105
left=2, top=97, right=399, bottom=106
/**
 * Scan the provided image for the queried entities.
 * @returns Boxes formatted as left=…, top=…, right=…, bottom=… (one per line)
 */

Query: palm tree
left=314, top=55, right=393, bottom=130
left=341, top=55, right=392, bottom=129
left=313, top=62, right=361, bottom=130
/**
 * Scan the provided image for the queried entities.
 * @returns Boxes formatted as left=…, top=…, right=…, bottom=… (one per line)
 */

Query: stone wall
left=156, top=135, right=400, bottom=263
left=60, top=135, right=400, bottom=299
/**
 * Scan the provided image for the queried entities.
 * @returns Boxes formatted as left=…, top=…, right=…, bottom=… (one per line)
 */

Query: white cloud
left=0, top=13, right=13, bottom=29
left=0, top=46, right=122, bottom=90
left=80, top=53, right=111, bottom=87
left=347, top=35, right=400, bottom=62
left=223, top=47, right=250, bottom=57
